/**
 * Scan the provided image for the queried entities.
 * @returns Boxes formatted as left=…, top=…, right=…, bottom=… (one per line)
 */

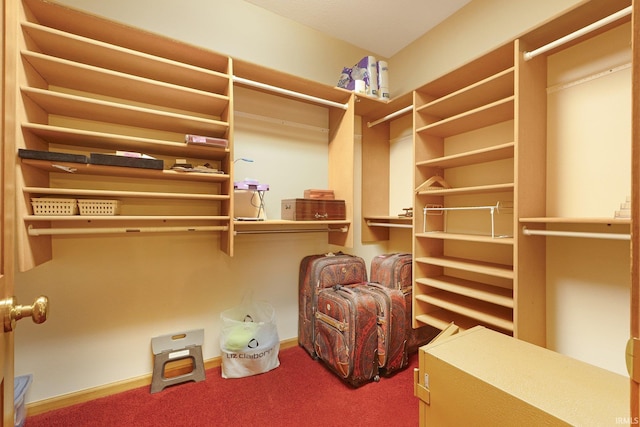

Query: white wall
left=544, top=23, right=631, bottom=375
left=54, top=0, right=370, bottom=87
left=389, top=0, right=585, bottom=96
left=17, top=0, right=621, bottom=405
left=15, top=87, right=339, bottom=402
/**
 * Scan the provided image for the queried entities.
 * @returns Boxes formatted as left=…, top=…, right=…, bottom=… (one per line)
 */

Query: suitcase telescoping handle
left=334, top=284, right=361, bottom=299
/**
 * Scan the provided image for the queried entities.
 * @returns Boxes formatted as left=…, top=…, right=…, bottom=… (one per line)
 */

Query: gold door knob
left=0, top=296, right=49, bottom=332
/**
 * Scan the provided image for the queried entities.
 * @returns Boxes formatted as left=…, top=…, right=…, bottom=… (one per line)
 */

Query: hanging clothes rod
left=235, top=226, right=348, bottom=235
left=366, top=221, right=412, bottom=229
left=233, top=76, right=349, bottom=110
left=27, top=225, right=229, bottom=236
left=367, top=105, right=413, bottom=128
left=521, top=226, right=630, bottom=241
left=523, top=5, right=632, bottom=61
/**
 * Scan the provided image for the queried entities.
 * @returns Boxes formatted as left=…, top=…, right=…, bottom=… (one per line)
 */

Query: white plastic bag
left=220, top=298, right=280, bottom=378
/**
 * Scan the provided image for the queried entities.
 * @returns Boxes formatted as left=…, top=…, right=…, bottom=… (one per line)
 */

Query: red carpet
left=27, top=346, right=419, bottom=426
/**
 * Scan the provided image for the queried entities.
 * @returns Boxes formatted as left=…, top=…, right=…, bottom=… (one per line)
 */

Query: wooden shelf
left=415, top=97, right=514, bottom=138
left=21, top=159, right=230, bottom=183
left=22, top=51, right=229, bottom=116
left=415, top=311, right=478, bottom=332
left=232, top=59, right=351, bottom=109
left=23, top=0, right=232, bottom=73
left=416, top=142, right=514, bottom=169
left=416, top=256, right=514, bottom=279
left=414, top=43, right=515, bottom=101
left=22, top=22, right=230, bottom=94
left=21, top=87, right=229, bottom=136
left=355, top=91, right=413, bottom=120
left=415, top=291, right=514, bottom=332
left=23, top=123, right=230, bottom=160
left=416, top=276, right=513, bottom=308
left=416, top=68, right=514, bottom=119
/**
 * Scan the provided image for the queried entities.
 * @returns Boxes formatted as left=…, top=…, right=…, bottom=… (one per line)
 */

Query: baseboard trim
left=26, top=337, right=299, bottom=417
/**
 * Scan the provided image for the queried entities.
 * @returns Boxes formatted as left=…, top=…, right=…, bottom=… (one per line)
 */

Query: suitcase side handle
left=315, top=310, right=348, bottom=332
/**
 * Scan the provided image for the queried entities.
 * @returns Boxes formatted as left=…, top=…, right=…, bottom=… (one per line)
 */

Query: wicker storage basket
left=31, top=198, right=78, bottom=215
left=78, top=199, right=121, bottom=216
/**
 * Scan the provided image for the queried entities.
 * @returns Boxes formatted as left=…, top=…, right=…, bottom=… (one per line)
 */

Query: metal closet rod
left=367, top=105, right=413, bottom=128
left=27, top=225, right=229, bottom=236
left=233, top=76, right=349, bottom=110
left=235, top=226, right=348, bottom=235
left=523, top=5, right=632, bottom=61
left=366, top=221, right=412, bottom=229
left=521, top=226, right=630, bottom=241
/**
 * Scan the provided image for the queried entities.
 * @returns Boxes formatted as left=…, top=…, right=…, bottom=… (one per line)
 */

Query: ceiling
left=242, top=0, right=472, bottom=58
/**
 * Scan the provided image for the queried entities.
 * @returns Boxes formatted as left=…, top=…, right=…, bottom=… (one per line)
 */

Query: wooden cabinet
left=415, top=326, right=628, bottom=425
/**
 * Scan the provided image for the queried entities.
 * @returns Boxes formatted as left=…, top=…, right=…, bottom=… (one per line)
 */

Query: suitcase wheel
left=374, top=375, right=380, bottom=382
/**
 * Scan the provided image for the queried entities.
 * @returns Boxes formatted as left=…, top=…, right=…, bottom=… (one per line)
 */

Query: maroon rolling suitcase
left=298, top=253, right=368, bottom=358
left=370, top=252, right=412, bottom=290
left=370, top=253, right=439, bottom=353
left=356, top=282, right=408, bottom=376
left=314, top=285, right=379, bottom=386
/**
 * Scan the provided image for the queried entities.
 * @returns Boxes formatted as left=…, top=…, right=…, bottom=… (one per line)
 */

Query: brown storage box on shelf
left=303, top=189, right=335, bottom=200
left=414, top=326, right=628, bottom=426
left=281, top=199, right=345, bottom=221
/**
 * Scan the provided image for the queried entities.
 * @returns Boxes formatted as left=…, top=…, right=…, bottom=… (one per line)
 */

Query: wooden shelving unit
left=359, top=92, right=413, bottom=242
left=10, top=0, right=365, bottom=271
left=412, top=0, right=634, bottom=349
left=412, top=40, right=534, bottom=340
left=13, top=0, right=235, bottom=271
left=413, top=44, right=517, bottom=342
left=231, top=59, right=356, bottom=248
